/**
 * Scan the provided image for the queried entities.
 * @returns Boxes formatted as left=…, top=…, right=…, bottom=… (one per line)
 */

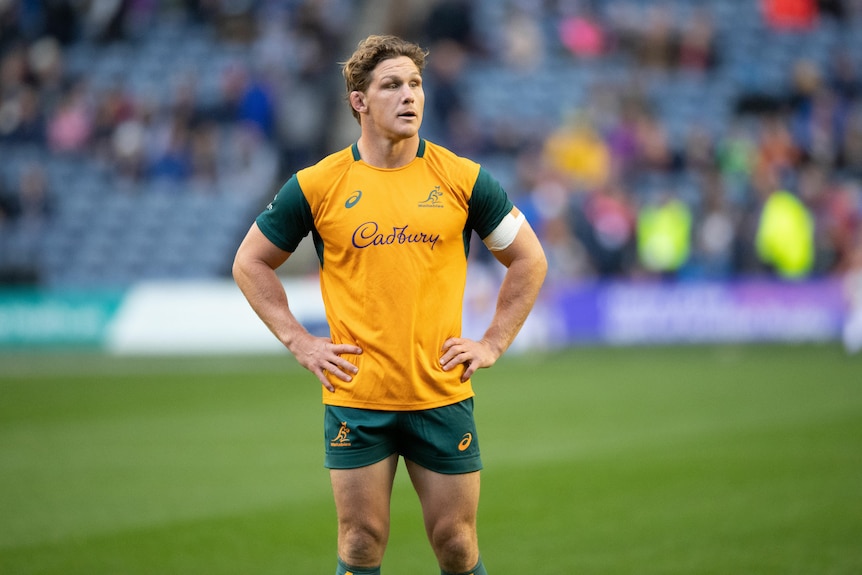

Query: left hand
left=440, top=337, right=500, bottom=382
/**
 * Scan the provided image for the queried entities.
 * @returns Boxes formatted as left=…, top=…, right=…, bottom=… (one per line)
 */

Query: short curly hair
left=341, top=35, right=428, bottom=123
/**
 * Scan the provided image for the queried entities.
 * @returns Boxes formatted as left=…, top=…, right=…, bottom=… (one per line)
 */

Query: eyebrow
left=378, top=75, right=421, bottom=88
left=376, top=69, right=422, bottom=83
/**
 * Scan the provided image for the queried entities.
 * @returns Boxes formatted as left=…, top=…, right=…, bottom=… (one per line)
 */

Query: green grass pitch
left=1, top=344, right=861, bottom=574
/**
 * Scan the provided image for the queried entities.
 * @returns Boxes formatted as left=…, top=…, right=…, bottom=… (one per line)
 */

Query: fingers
left=328, top=344, right=361, bottom=376
left=460, top=363, right=478, bottom=382
left=318, top=343, right=362, bottom=391
left=440, top=337, right=489, bottom=382
left=291, top=336, right=362, bottom=393
left=317, top=371, right=336, bottom=393
left=324, top=355, right=359, bottom=381
left=439, top=337, right=466, bottom=371
left=329, top=343, right=363, bottom=357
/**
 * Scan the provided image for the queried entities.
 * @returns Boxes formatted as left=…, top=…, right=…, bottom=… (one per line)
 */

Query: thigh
left=330, top=454, right=399, bottom=566
left=330, top=453, right=399, bottom=518
left=405, top=460, right=481, bottom=533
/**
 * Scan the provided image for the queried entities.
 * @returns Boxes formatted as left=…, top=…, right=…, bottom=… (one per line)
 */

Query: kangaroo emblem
left=331, top=422, right=351, bottom=446
left=421, top=186, right=443, bottom=204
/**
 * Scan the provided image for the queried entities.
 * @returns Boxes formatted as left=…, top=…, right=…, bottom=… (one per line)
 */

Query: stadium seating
left=1, top=0, right=860, bottom=287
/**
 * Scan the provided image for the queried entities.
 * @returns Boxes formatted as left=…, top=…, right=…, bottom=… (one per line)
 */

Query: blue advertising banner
left=545, top=278, right=846, bottom=345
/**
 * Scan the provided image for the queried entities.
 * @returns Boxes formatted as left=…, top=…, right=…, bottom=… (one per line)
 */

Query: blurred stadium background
left=2, top=2, right=862, bottom=574
left=1, top=0, right=862, bottom=351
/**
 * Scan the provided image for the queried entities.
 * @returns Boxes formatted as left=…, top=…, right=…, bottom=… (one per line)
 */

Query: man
left=233, top=35, right=547, bottom=575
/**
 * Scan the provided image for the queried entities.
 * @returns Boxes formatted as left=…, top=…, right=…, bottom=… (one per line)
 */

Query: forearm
left=233, top=258, right=308, bottom=350
left=480, top=255, right=546, bottom=358
left=233, top=237, right=361, bottom=389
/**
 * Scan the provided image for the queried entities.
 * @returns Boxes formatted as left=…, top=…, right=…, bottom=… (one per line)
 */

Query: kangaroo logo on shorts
left=331, top=422, right=351, bottom=447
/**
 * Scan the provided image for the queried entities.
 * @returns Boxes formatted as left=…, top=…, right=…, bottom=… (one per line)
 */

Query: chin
left=394, top=127, right=420, bottom=139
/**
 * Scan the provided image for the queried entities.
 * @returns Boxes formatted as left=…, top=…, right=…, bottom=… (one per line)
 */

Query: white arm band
left=482, top=211, right=526, bottom=251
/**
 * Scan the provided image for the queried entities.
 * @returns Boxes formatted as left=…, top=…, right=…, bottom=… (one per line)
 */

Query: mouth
left=398, top=111, right=417, bottom=120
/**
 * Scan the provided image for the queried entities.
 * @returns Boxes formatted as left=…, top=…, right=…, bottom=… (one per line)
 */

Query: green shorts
left=324, top=398, right=482, bottom=474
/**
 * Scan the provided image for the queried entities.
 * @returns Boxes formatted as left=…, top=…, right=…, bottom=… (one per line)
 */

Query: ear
left=349, top=91, right=367, bottom=114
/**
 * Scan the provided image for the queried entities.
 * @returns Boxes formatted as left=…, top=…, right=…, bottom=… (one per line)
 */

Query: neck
left=356, top=134, right=420, bottom=169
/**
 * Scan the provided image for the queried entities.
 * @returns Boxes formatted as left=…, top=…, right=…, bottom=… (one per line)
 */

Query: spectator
left=238, top=71, right=276, bottom=140
left=520, top=161, right=590, bottom=280
left=676, top=8, right=718, bottom=72
left=501, top=5, right=545, bottom=70
left=633, top=109, right=679, bottom=173
left=557, top=2, right=606, bottom=59
left=543, top=111, right=612, bottom=191
left=755, top=188, right=816, bottom=279
left=635, top=4, right=677, bottom=71
left=800, top=165, right=861, bottom=273
left=422, top=0, right=478, bottom=53
left=576, top=180, right=637, bottom=277
left=636, top=193, right=693, bottom=278
left=15, top=163, right=51, bottom=225
left=149, top=116, right=192, bottom=182
left=842, top=241, right=862, bottom=354
left=0, top=163, right=51, bottom=226
left=46, top=78, right=92, bottom=153
left=111, top=117, right=147, bottom=182
left=753, top=115, right=801, bottom=189
left=762, top=0, right=818, bottom=30
left=189, top=120, right=220, bottom=185
left=423, top=39, right=467, bottom=146
left=0, top=43, right=28, bottom=100
left=681, top=124, right=718, bottom=173
left=91, top=83, right=135, bottom=156
left=691, top=171, right=738, bottom=279
left=0, top=83, right=44, bottom=143
left=0, top=175, right=12, bottom=227
left=828, top=49, right=860, bottom=106
left=840, top=104, right=862, bottom=176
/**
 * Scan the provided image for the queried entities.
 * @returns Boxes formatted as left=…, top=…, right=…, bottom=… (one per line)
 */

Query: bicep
left=489, top=219, right=546, bottom=270
left=234, top=222, right=292, bottom=271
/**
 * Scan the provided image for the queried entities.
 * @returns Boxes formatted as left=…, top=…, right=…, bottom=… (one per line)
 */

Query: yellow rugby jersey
left=256, top=139, right=514, bottom=410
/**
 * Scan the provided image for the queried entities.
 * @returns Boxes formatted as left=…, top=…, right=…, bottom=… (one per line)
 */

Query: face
left=352, top=56, right=424, bottom=141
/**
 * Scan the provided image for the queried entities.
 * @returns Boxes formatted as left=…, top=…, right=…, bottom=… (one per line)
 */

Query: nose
left=400, top=84, right=415, bottom=102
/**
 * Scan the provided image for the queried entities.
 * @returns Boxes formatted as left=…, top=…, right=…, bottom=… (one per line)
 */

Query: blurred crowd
left=1, top=0, right=862, bottom=286
left=410, top=0, right=862, bottom=283
left=0, top=0, right=353, bottom=218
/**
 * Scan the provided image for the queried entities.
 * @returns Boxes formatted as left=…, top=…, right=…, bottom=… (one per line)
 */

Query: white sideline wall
left=107, top=278, right=326, bottom=355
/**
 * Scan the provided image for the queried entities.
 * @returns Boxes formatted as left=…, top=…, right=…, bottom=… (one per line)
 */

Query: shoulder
left=420, top=140, right=481, bottom=188
left=297, top=145, right=357, bottom=192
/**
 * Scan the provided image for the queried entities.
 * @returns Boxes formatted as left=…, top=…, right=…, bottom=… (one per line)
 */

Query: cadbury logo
left=352, top=222, right=440, bottom=251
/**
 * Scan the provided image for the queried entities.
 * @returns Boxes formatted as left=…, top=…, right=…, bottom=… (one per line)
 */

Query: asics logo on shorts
left=458, top=432, right=473, bottom=451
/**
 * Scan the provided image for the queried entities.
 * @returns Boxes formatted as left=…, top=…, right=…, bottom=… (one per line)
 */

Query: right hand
left=287, top=333, right=362, bottom=392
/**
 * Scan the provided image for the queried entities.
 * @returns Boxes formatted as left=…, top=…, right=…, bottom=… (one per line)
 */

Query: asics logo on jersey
left=345, top=190, right=362, bottom=208
left=352, top=222, right=440, bottom=251
left=419, top=186, right=444, bottom=208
